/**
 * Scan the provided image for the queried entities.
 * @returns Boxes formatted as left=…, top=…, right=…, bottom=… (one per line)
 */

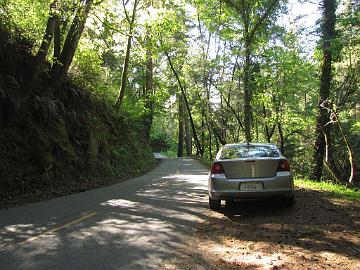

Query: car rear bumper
left=208, top=172, right=294, bottom=200
left=209, top=190, right=294, bottom=200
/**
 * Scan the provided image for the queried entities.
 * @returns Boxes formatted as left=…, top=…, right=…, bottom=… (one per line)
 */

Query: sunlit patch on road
left=100, top=199, right=140, bottom=208
left=0, top=158, right=215, bottom=269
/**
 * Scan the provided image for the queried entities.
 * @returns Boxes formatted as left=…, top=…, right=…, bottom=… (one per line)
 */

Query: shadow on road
left=0, top=158, right=211, bottom=269
left=0, top=158, right=359, bottom=270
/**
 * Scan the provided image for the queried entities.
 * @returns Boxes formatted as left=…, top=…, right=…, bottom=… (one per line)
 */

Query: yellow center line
left=18, top=211, right=97, bottom=245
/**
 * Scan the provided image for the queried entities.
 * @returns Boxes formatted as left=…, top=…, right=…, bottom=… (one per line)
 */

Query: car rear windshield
left=219, top=145, right=280, bottom=159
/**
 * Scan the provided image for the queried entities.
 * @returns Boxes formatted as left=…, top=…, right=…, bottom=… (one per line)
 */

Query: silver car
left=208, top=143, right=294, bottom=210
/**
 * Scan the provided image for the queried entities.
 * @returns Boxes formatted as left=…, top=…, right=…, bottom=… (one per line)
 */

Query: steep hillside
left=0, top=26, right=156, bottom=209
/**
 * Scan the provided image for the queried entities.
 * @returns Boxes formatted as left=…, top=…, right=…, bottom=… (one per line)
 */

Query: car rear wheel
left=209, top=197, right=221, bottom=210
left=225, top=200, right=235, bottom=208
left=283, top=195, right=295, bottom=207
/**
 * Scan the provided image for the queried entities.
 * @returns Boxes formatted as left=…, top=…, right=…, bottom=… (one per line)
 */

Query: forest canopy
left=0, top=0, right=359, bottom=186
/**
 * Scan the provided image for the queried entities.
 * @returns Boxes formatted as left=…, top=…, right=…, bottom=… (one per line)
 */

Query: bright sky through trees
left=279, top=0, right=320, bottom=55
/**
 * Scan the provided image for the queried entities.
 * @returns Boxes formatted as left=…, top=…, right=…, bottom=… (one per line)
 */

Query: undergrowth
left=0, top=23, right=156, bottom=209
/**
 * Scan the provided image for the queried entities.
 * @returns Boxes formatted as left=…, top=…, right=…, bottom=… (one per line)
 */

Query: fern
left=31, top=96, right=59, bottom=124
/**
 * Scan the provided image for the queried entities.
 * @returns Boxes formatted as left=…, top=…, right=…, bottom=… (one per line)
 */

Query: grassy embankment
left=295, top=178, right=360, bottom=202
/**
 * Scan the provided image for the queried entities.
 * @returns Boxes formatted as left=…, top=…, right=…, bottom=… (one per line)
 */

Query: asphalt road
left=0, top=158, right=209, bottom=269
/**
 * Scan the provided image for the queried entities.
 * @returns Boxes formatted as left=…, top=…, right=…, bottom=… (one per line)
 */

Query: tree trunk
left=218, top=88, right=244, bottom=130
left=53, top=18, right=61, bottom=63
left=115, top=0, right=139, bottom=108
left=201, top=116, right=205, bottom=152
left=311, top=0, right=337, bottom=181
left=164, top=50, right=203, bottom=157
left=323, top=125, right=342, bottom=183
left=177, top=94, right=184, bottom=157
left=185, top=116, right=192, bottom=156
left=143, top=28, right=154, bottom=140
left=243, top=39, right=252, bottom=142
left=336, top=116, right=355, bottom=184
left=278, top=122, right=285, bottom=154
left=208, top=126, right=213, bottom=160
left=23, top=1, right=58, bottom=99
left=323, top=104, right=355, bottom=184
left=50, top=0, right=93, bottom=91
left=223, top=0, right=280, bottom=142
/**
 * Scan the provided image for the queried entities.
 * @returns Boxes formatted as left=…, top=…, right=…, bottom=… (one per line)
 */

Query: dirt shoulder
left=173, top=187, right=360, bottom=270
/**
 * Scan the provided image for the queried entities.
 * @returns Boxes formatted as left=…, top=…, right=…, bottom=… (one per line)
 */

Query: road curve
left=0, top=158, right=209, bottom=270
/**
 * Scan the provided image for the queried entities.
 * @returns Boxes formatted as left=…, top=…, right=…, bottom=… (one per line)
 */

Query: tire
left=283, top=195, right=295, bottom=207
left=209, top=197, right=221, bottom=211
left=225, top=200, right=235, bottom=208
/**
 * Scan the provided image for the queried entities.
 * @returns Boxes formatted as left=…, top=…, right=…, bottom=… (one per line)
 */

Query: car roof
left=223, top=143, right=277, bottom=147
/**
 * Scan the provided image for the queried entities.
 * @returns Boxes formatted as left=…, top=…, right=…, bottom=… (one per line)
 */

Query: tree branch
left=249, top=0, right=279, bottom=42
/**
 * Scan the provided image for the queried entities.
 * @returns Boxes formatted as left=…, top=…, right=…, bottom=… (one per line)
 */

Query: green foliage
left=73, top=49, right=106, bottom=87
left=199, top=158, right=212, bottom=167
left=0, top=1, right=158, bottom=206
left=161, top=150, right=177, bottom=158
left=350, top=121, right=360, bottom=133
left=295, top=178, right=360, bottom=202
left=149, top=114, right=177, bottom=151
left=1, top=0, right=360, bottom=202
left=1, top=0, right=50, bottom=44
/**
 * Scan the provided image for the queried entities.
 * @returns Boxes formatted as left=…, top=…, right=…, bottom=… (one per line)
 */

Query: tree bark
left=164, top=50, right=203, bottom=157
left=263, top=104, right=276, bottom=142
left=323, top=125, right=341, bottom=183
left=336, top=116, right=355, bottom=184
left=278, top=122, right=285, bottom=154
left=311, top=0, right=337, bottom=181
left=185, top=116, right=192, bottom=156
left=115, top=0, right=139, bottom=108
left=53, top=18, right=61, bottom=62
left=201, top=116, right=205, bottom=153
left=50, top=0, right=93, bottom=91
left=323, top=103, right=355, bottom=184
left=208, top=126, right=213, bottom=160
left=177, top=94, right=185, bottom=157
left=217, top=63, right=245, bottom=130
left=23, top=1, right=58, bottom=99
left=143, top=27, right=154, bottom=140
left=243, top=39, right=252, bottom=142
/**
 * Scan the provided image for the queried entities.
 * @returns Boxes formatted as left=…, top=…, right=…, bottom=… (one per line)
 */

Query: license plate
left=240, top=182, right=263, bottom=191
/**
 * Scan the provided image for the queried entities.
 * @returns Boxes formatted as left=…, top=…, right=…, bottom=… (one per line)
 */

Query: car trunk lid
left=220, top=159, right=279, bottom=179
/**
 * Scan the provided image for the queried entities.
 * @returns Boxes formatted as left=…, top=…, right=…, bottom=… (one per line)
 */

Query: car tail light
left=277, top=159, right=290, bottom=171
left=211, top=162, right=225, bottom=174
